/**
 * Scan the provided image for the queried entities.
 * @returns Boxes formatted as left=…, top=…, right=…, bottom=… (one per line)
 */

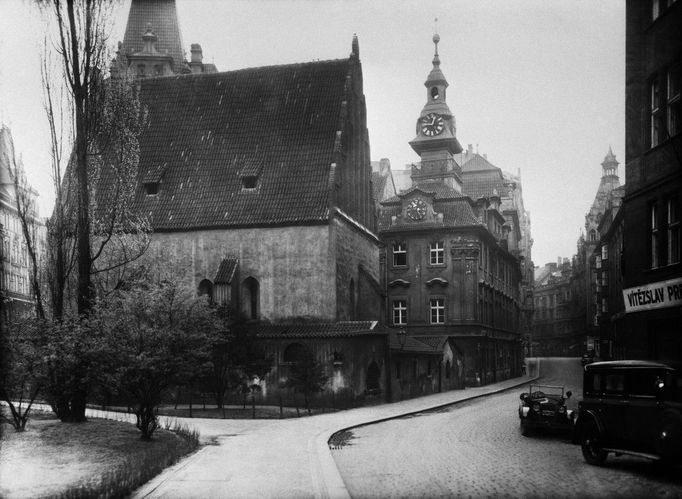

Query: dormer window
left=242, top=176, right=258, bottom=189
left=144, top=182, right=159, bottom=195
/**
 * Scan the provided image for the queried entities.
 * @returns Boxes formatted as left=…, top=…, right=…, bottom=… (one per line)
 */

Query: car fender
left=574, top=410, right=604, bottom=444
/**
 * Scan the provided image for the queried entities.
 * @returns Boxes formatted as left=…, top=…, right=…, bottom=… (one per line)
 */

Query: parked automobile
left=518, top=384, right=574, bottom=436
left=575, top=360, right=682, bottom=466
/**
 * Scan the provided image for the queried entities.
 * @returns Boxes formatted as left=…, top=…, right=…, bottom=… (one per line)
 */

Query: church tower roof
left=601, top=145, right=619, bottom=178
left=121, top=0, right=186, bottom=75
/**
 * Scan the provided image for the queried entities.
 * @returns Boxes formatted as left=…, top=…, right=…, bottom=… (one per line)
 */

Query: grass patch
left=0, top=410, right=200, bottom=498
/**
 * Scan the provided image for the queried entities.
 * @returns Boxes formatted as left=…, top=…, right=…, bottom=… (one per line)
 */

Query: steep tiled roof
left=461, top=153, right=500, bottom=172
left=461, top=170, right=508, bottom=200
left=380, top=180, right=464, bottom=205
left=372, top=172, right=387, bottom=204
left=388, top=334, right=444, bottom=353
left=378, top=197, right=481, bottom=232
left=121, top=0, right=186, bottom=74
left=248, top=321, right=380, bottom=338
left=214, top=257, right=238, bottom=284
left=97, top=59, right=354, bottom=230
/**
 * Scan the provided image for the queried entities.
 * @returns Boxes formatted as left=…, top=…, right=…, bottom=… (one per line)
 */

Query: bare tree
left=37, top=0, right=115, bottom=316
left=34, top=0, right=151, bottom=422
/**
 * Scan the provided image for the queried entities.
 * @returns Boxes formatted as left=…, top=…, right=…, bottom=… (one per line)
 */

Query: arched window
left=283, top=343, right=307, bottom=364
left=349, top=278, right=356, bottom=320
left=366, top=362, right=380, bottom=391
left=589, top=229, right=598, bottom=242
left=197, top=279, right=213, bottom=302
left=241, top=276, right=260, bottom=320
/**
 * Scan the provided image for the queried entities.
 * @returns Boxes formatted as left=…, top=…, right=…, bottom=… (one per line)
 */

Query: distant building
left=533, top=258, right=585, bottom=356
left=378, top=34, right=524, bottom=391
left=621, top=0, right=681, bottom=360
left=583, top=148, right=621, bottom=355
left=0, top=125, right=45, bottom=322
left=371, top=158, right=397, bottom=211
left=594, top=185, right=626, bottom=359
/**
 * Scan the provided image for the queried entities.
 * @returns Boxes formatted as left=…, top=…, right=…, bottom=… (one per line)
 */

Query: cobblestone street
left=333, top=358, right=682, bottom=498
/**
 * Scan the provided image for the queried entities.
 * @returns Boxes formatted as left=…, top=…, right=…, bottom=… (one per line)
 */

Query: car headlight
left=558, top=406, right=566, bottom=414
left=532, top=403, right=540, bottom=412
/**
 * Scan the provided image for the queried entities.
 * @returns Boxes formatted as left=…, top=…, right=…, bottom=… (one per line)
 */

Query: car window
left=604, top=373, right=625, bottom=394
left=628, top=370, right=660, bottom=397
left=584, top=372, right=601, bottom=395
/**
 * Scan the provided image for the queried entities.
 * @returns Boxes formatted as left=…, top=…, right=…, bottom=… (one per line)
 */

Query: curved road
left=333, top=358, right=682, bottom=498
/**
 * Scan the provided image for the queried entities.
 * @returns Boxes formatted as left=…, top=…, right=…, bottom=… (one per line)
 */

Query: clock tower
left=408, top=34, right=463, bottom=191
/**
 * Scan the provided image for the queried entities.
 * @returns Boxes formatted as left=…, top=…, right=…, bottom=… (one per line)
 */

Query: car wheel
left=520, top=419, right=530, bottom=437
left=581, top=420, right=607, bottom=466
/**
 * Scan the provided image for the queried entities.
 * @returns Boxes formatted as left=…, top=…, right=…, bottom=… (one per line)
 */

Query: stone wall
left=331, top=213, right=382, bottom=322
left=142, top=225, right=336, bottom=322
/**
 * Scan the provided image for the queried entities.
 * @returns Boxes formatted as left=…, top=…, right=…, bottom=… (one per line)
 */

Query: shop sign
left=622, top=277, right=682, bottom=313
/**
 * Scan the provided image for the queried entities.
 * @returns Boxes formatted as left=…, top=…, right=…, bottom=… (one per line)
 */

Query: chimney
left=380, top=158, right=391, bottom=176
left=190, top=43, right=203, bottom=73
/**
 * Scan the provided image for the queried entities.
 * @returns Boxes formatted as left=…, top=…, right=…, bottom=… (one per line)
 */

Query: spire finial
left=432, top=18, right=440, bottom=66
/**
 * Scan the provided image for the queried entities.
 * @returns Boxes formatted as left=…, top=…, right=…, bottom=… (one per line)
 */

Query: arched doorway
left=198, top=279, right=213, bottom=302
left=366, top=361, right=381, bottom=393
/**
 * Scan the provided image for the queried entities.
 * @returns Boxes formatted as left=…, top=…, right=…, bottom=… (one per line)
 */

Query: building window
left=669, top=61, right=681, bottom=138
left=601, top=244, right=608, bottom=260
left=651, top=76, right=663, bottom=147
left=430, top=298, right=445, bottom=324
left=392, top=242, right=407, bottom=267
left=144, top=182, right=159, bottom=195
left=283, top=343, right=306, bottom=364
left=242, top=176, right=258, bottom=189
left=650, top=203, right=660, bottom=268
left=393, top=299, right=407, bottom=325
left=602, top=272, right=608, bottom=287
left=429, top=241, right=444, bottom=265
left=652, top=0, right=662, bottom=20
left=589, top=229, right=597, bottom=242
left=668, top=197, right=680, bottom=265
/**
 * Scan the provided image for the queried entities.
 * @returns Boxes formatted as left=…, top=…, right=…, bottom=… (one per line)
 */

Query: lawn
left=0, top=410, right=199, bottom=498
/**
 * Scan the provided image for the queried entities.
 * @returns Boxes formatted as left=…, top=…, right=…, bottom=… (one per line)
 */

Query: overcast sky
left=0, top=0, right=625, bottom=267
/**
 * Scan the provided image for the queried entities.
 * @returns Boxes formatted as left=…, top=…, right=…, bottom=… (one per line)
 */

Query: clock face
left=420, top=113, right=445, bottom=137
left=407, top=199, right=427, bottom=220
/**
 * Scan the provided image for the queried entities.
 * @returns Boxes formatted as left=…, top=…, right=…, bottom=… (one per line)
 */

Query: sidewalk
left=130, top=361, right=540, bottom=499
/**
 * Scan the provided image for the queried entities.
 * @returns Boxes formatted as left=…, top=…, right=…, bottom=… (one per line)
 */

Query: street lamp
left=398, top=328, right=407, bottom=350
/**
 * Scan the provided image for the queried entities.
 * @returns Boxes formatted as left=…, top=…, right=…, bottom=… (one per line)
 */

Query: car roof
left=585, top=360, right=678, bottom=371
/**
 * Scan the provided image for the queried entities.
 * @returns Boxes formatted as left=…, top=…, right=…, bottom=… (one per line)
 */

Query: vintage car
left=518, top=384, right=574, bottom=436
left=575, top=360, right=682, bottom=466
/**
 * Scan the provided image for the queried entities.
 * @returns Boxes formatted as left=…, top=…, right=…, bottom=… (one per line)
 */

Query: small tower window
left=242, top=176, right=258, bottom=189
left=431, top=87, right=439, bottom=100
left=144, top=182, right=159, bottom=195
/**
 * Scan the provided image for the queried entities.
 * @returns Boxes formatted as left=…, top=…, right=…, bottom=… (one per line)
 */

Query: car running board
left=603, top=448, right=661, bottom=461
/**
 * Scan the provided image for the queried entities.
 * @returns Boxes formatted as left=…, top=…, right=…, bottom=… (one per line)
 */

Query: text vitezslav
left=623, top=278, right=682, bottom=313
